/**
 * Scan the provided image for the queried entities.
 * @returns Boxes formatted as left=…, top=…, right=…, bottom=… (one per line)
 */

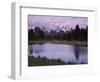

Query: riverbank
left=28, top=56, right=66, bottom=66
left=28, top=55, right=87, bottom=66
left=28, top=40, right=87, bottom=46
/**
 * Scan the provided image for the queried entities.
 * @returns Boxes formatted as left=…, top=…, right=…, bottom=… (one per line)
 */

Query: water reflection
left=74, top=45, right=80, bottom=60
left=28, top=43, right=87, bottom=64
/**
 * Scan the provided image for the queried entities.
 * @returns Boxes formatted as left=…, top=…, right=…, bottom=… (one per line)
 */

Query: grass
left=28, top=56, right=66, bottom=66
left=28, top=56, right=87, bottom=66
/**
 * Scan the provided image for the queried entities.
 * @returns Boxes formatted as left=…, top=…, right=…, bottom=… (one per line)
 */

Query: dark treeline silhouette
left=28, top=24, right=88, bottom=41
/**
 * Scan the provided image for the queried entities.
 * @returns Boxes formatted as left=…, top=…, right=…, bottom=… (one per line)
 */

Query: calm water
left=28, top=43, right=88, bottom=64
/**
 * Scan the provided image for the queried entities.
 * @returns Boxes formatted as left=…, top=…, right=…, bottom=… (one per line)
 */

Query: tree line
left=28, top=24, right=88, bottom=41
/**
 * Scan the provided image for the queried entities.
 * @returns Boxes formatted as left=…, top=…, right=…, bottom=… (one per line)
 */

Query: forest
left=28, top=24, right=88, bottom=44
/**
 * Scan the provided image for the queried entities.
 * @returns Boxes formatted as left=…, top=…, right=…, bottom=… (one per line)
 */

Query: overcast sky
left=28, top=15, right=88, bottom=30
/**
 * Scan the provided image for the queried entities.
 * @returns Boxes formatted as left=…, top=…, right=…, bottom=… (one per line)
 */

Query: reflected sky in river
left=28, top=43, right=88, bottom=64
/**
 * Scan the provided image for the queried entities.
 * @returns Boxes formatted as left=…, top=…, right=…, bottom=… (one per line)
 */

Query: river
left=28, top=43, right=88, bottom=64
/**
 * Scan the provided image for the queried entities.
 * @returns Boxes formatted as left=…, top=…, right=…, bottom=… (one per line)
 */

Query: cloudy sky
left=28, top=15, right=88, bottom=30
